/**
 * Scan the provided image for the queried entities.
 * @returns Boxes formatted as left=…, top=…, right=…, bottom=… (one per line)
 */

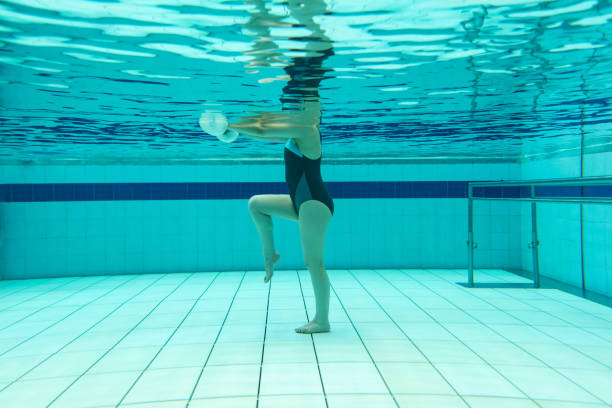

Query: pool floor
left=0, top=269, right=611, bottom=407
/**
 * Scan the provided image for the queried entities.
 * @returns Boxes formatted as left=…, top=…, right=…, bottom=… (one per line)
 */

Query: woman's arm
left=228, top=112, right=314, bottom=142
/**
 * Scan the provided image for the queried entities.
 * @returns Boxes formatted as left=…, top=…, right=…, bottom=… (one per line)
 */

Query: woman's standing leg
left=295, top=200, right=332, bottom=333
left=248, top=194, right=298, bottom=283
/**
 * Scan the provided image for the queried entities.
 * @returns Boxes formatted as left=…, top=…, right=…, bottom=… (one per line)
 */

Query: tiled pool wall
left=520, top=150, right=612, bottom=298
left=0, top=152, right=609, bottom=299
left=0, top=160, right=519, bottom=279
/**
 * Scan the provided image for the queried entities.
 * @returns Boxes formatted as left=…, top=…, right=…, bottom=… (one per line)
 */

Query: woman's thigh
left=298, top=200, right=332, bottom=266
left=248, top=194, right=299, bottom=221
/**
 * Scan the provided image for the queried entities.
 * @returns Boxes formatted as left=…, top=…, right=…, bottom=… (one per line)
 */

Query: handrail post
left=530, top=185, right=540, bottom=288
left=468, top=184, right=474, bottom=287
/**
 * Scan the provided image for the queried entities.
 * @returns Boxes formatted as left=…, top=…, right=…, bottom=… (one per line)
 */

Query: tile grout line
left=0, top=276, right=110, bottom=332
left=255, top=268, right=274, bottom=408
left=185, top=271, right=247, bottom=407
left=419, top=268, right=609, bottom=405
left=519, top=287, right=612, bottom=346
left=0, top=274, right=146, bottom=363
left=452, top=270, right=612, bottom=371
left=0, top=277, right=81, bottom=312
left=114, top=272, right=221, bottom=408
left=0, top=274, right=163, bottom=393
left=348, top=269, right=476, bottom=408
left=324, top=269, right=404, bottom=408
left=385, top=269, right=546, bottom=405
left=42, top=273, right=191, bottom=407
left=487, top=286, right=612, bottom=371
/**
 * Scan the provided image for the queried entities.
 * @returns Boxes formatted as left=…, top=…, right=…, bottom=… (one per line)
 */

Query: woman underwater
left=199, top=0, right=335, bottom=334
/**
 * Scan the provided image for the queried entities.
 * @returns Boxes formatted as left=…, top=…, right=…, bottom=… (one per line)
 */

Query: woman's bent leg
left=248, top=194, right=298, bottom=283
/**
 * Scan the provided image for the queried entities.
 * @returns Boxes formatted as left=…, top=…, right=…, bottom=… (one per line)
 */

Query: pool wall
left=519, top=150, right=612, bottom=298
left=0, top=160, right=521, bottom=280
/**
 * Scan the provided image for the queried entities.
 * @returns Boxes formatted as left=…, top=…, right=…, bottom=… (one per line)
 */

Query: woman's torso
left=283, top=132, right=334, bottom=215
left=290, top=126, right=321, bottom=159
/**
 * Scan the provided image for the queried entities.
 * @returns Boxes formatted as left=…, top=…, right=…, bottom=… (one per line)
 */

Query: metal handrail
left=467, top=176, right=612, bottom=288
left=469, top=176, right=612, bottom=187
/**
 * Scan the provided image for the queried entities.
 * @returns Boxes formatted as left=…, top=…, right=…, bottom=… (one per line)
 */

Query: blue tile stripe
left=0, top=182, right=610, bottom=202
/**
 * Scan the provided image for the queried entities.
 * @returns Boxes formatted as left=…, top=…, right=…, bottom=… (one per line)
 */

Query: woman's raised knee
left=248, top=195, right=261, bottom=213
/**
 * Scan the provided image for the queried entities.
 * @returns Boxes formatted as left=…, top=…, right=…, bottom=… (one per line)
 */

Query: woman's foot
left=295, top=319, right=330, bottom=334
left=264, top=252, right=280, bottom=283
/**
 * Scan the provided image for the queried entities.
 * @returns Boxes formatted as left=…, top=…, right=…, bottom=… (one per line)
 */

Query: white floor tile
left=240, top=307, right=288, bottom=324
left=117, top=327, right=174, bottom=348
left=412, top=340, right=483, bottom=364
left=6, top=334, right=72, bottom=356
left=507, top=310, right=569, bottom=326
left=536, top=326, right=612, bottom=347
left=347, top=308, right=393, bottom=323
left=266, top=296, right=305, bottom=310
left=167, top=325, right=221, bottom=345
left=556, top=368, right=612, bottom=405
left=0, top=354, right=50, bottom=381
left=0, top=376, right=78, bottom=408
left=392, top=309, right=436, bottom=323
left=192, top=364, right=260, bottom=399
left=554, top=312, right=612, bottom=328
left=50, top=371, right=141, bottom=408
left=259, top=394, right=326, bottom=408
left=262, top=341, right=316, bottom=364
left=22, top=350, right=103, bottom=379
left=363, top=339, right=428, bottom=363
left=260, top=363, right=322, bottom=395
left=397, top=322, right=456, bottom=341
left=394, top=393, right=468, bottom=408
left=188, top=395, right=257, bottom=407
left=319, top=362, right=388, bottom=394
left=89, top=346, right=158, bottom=374
left=411, top=296, right=456, bottom=309
left=315, top=341, right=371, bottom=363
left=468, top=341, right=543, bottom=366
left=376, top=362, right=454, bottom=394
left=435, top=363, right=524, bottom=398
left=122, top=367, right=201, bottom=404
left=182, top=311, right=227, bottom=326
left=572, top=345, right=612, bottom=367
left=217, top=324, right=265, bottom=343
left=468, top=309, right=524, bottom=325
left=149, top=343, right=213, bottom=369
left=119, top=400, right=187, bottom=408
left=444, top=323, right=507, bottom=342
left=493, top=364, right=601, bottom=403
left=584, top=327, right=612, bottom=340
left=208, top=341, right=263, bottom=365
left=463, top=396, right=539, bottom=407
left=326, top=393, right=396, bottom=408
left=487, top=324, right=561, bottom=344
left=518, top=342, right=606, bottom=369
left=138, top=312, right=184, bottom=329
left=352, top=322, right=407, bottom=340
left=534, top=401, right=610, bottom=407
left=87, top=316, right=141, bottom=334
left=426, top=308, right=479, bottom=324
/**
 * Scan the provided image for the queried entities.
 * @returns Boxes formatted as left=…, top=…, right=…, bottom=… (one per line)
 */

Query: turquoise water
left=1, top=0, right=611, bottom=162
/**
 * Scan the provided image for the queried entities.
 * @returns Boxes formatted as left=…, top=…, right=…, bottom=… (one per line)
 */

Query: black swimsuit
left=284, top=137, right=334, bottom=216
